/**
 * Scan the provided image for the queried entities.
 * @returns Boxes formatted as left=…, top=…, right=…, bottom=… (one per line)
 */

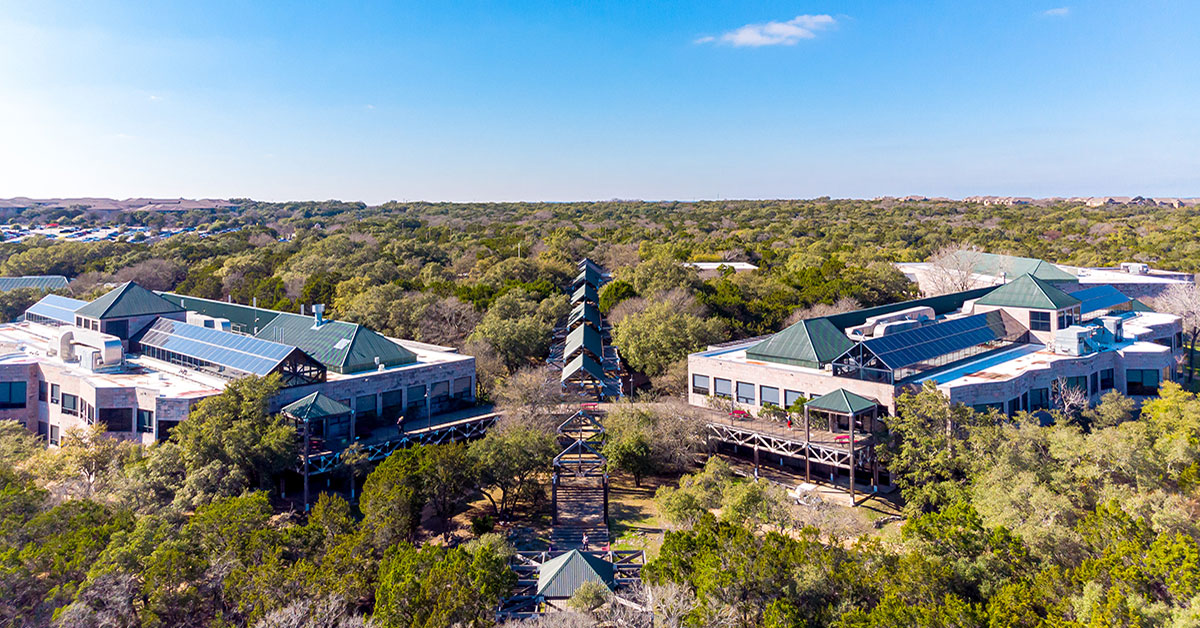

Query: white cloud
left=1042, top=7, right=1070, bottom=16
left=698, top=14, right=836, bottom=47
left=148, top=95, right=163, bottom=101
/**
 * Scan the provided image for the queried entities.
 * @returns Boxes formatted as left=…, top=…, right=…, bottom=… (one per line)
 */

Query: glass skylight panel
left=1074, top=285, right=1131, bottom=314
left=139, top=319, right=297, bottom=375
left=862, top=312, right=1014, bottom=370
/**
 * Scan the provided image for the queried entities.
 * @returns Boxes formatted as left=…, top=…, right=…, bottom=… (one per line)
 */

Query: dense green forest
left=2, top=198, right=1200, bottom=626
left=4, top=376, right=1200, bottom=626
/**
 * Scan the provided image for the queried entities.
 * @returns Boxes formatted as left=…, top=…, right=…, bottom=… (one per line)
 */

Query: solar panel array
left=1073, top=285, right=1131, bottom=315
left=25, top=294, right=87, bottom=324
left=862, top=311, right=1015, bottom=370
left=139, top=318, right=298, bottom=376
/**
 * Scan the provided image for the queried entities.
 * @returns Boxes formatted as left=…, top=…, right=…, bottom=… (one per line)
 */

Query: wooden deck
left=300, top=406, right=500, bottom=474
left=702, top=409, right=876, bottom=453
left=701, top=408, right=884, bottom=503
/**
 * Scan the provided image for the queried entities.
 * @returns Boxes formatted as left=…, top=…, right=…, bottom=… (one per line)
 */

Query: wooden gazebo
left=283, top=391, right=353, bottom=511
left=803, top=389, right=882, bottom=504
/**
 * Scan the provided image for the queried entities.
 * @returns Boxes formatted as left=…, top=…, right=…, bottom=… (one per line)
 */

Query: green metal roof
left=974, top=274, right=1081, bottom=310
left=254, top=313, right=417, bottom=374
left=159, top=293, right=281, bottom=334
left=0, top=275, right=69, bottom=292
left=75, top=282, right=186, bottom=319
left=568, top=302, right=602, bottom=329
left=571, top=283, right=599, bottom=305
left=745, top=318, right=855, bottom=369
left=955, top=250, right=1077, bottom=283
left=562, top=353, right=606, bottom=382
left=537, top=550, right=614, bottom=598
left=806, top=389, right=879, bottom=415
left=577, top=258, right=606, bottom=275
left=574, top=266, right=603, bottom=289
left=1130, top=299, right=1154, bottom=312
left=564, top=324, right=603, bottom=360
left=822, top=287, right=994, bottom=332
left=281, top=392, right=351, bottom=421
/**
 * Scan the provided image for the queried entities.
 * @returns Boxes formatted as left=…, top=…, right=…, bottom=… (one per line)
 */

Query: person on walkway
left=581, top=533, right=589, bottom=550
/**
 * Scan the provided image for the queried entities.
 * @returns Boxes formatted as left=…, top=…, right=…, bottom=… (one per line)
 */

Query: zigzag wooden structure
left=704, top=418, right=882, bottom=499
left=298, top=412, right=500, bottom=476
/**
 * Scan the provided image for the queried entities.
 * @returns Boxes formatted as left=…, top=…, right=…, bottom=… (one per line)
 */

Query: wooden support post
left=872, top=445, right=880, bottom=492
left=753, top=443, right=760, bottom=479
left=603, top=475, right=610, bottom=526
left=803, top=406, right=811, bottom=482
left=552, top=474, right=558, bottom=525
left=849, top=411, right=856, bottom=507
left=302, top=417, right=311, bottom=512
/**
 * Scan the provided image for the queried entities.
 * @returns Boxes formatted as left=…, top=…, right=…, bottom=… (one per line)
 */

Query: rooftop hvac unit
left=1099, top=316, right=1124, bottom=343
left=1053, top=326, right=1097, bottom=356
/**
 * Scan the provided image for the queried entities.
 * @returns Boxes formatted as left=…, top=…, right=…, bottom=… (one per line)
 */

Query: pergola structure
left=803, top=389, right=882, bottom=504
left=552, top=436, right=608, bottom=525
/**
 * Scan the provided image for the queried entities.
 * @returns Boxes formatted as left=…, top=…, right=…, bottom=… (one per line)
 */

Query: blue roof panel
left=138, top=318, right=297, bottom=376
left=25, top=294, right=87, bottom=324
left=1073, top=285, right=1132, bottom=315
left=862, top=310, right=1022, bottom=371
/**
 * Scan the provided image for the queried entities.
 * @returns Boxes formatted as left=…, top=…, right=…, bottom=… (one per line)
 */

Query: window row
left=971, top=367, right=1162, bottom=415
left=692, top=374, right=808, bottom=409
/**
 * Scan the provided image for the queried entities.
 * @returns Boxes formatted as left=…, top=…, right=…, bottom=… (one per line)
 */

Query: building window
left=61, top=393, right=78, bottom=416
left=1176, top=331, right=1184, bottom=349
left=407, top=385, right=427, bottom=419
left=157, top=420, right=180, bottom=441
left=105, top=319, right=129, bottom=339
left=713, top=378, right=731, bottom=399
left=1127, top=369, right=1161, bottom=396
left=1090, top=372, right=1099, bottom=395
left=736, top=382, right=755, bottom=405
left=38, top=381, right=47, bottom=402
left=0, top=382, right=26, bottom=410
left=37, top=421, right=48, bottom=441
left=784, top=390, right=805, bottom=409
left=430, top=381, right=452, bottom=414
left=1100, top=368, right=1114, bottom=390
left=1063, top=376, right=1088, bottom=395
left=50, top=384, right=60, bottom=404
left=1007, top=398, right=1020, bottom=416
left=99, top=408, right=133, bottom=432
left=49, top=424, right=60, bottom=446
left=760, top=386, right=780, bottom=407
left=1030, top=311, right=1051, bottom=331
left=137, top=409, right=154, bottom=433
left=381, top=389, right=404, bottom=420
left=356, top=394, right=378, bottom=421
left=1057, top=309, right=1076, bottom=329
left=691, top=374, right=709, bottom=395
left=1030, top=387, right=1050, bottom=411
left=452, top=377, right=472, bottom=400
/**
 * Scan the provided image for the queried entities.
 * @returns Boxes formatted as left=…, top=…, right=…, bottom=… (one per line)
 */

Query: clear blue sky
left=1, top=1, right=1197, bottom=203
